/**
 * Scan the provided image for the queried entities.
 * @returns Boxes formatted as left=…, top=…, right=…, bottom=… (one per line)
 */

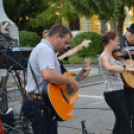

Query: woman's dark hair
left=102, top=32, right=118, bottom=46
left=48, top=24, right=72, bottom=38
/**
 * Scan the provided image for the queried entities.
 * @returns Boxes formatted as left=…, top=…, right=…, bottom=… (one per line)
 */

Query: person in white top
left=99, top=31, right=134, bottom=134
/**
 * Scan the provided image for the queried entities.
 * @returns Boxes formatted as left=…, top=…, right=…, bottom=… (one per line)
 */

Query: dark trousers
left=124, top=87, right=134, bottom=131
left=132, top=94, right=134, bottom=131
left=124, top=87, right=134, bottom=121
left=104, top=89, right=133, bottom=134
left=23, top=96, right=58, bottom=134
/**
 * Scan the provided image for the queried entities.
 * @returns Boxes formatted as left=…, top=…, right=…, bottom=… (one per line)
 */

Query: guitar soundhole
left=66, top=85, right=74, bottom=95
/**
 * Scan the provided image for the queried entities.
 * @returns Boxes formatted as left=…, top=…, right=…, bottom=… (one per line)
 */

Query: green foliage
left=29, top=0, right=79, bottom=28
left=3, top=0, right=51, bottom=32
left=69, top=0, right=134, bottom=38
left=3, top=0, right=134, bottom=36
left=70, top=72, right=77, bottom=76
left=113, top=0, right=125, bottom=21
left=3, top=0, right=80, bottom=32
left=71, top=32, right=103, bottom=59
left=69, top=0, right=113, bottom=20
left=19, top=31, right=41, bottom=47
left=69, top=0, right=133, bottom=22
left=62, top=55, right=84, bottom=64
left=62, top=55, right=99, bottom=64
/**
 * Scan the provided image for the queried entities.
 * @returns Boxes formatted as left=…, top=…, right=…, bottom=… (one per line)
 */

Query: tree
left=69, top=0, right=134, bottom=39
left=28, top=0, right=79, bottom=29
left=68, top=0, right=115, bottom=34
left=3, top=0, right=50, bottom=33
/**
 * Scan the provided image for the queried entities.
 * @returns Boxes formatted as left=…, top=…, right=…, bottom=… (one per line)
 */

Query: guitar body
left=121, top=59, right=134, bottom=88
left=41, top=72, right=79, bottom=121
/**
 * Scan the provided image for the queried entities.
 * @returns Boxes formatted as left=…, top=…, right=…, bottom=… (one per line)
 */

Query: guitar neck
left=57, top=39, right=91, bottom=60
left=75, top=68, right=85, bottom=82
left=74, top=58, right=91, bottom=82
left=58, top=47, right=78, bottom=60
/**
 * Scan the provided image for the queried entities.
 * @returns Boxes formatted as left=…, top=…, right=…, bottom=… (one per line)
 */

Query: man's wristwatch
left=123, top=65, right=126, bottom=71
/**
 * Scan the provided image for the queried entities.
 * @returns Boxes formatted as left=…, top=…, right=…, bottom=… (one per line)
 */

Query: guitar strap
left=30, top=64, right=41, bottom=96
left=30, top=64, right=56, bottom=122
left=58, top=59, right=67, bottom=74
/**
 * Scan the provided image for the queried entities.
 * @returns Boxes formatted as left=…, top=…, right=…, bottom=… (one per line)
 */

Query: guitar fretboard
left=58, top=47, right=78, bottom=60
left=75, top=58, right=91, bottom=82
left=57, top=40, right=91, bottom=60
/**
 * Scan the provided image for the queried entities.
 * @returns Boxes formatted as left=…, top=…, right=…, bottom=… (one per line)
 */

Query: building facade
left=62, top=7, right=134, bottom=35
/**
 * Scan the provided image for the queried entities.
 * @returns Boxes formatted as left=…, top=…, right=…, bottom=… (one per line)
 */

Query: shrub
left=19, top=31, right=41, bottom=47
left=70, top=72, right=77, bottom=76
left=71, top=32, right=103, bottom=59
left=62, top=55, right=84, bottom=64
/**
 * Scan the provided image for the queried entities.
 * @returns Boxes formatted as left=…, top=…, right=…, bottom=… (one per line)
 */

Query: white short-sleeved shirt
left=25, top=39, right=61, bottom=94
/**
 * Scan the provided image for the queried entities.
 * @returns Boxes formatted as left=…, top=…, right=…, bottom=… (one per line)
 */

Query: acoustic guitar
left=57, top=40, right=91, bottom=60
left=41, top=58, right=91, bottom=121
left=121, top=59, right=134, bottom=88
left=113, top=48, right=134, bottom=88
left=113, top=41, right=134, bottom=88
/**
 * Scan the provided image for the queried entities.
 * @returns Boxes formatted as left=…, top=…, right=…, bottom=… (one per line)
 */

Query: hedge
left=71, top=32, right=103, bottom=59
left=19, top=31, right=41, bottom=47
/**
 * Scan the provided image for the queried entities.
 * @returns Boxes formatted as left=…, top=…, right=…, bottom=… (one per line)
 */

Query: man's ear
left=55, top=33, right=60, bottom=40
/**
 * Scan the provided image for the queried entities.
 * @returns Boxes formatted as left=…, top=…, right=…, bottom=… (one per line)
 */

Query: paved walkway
left=64, top=64, right=101, bottom=76
left=0, top=65, right=115, bottom=134
left=58, top=83, right=113, bottom=134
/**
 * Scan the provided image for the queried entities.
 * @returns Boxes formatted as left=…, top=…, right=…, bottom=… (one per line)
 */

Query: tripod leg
left=81, top=120, right=88, bottom=134
left=0, top=74, right=9, bottom=113
left=14, top=70, right=25, bottom=96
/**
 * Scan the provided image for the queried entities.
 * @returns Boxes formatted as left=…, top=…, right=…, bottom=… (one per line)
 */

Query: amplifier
left=0, top=47, right=33, bottom=70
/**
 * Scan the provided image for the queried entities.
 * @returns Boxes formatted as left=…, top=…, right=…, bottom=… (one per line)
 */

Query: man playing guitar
left=23, top=24, right=90, bottom=134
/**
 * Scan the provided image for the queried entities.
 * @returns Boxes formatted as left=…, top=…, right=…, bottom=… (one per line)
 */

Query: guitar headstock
left=81, top=40, right=91, bottom=47
left=84, top=57, right=91, bottom=66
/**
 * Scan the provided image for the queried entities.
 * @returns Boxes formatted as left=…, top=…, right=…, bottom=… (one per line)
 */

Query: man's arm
left=41, top=69, right=79, bottom=92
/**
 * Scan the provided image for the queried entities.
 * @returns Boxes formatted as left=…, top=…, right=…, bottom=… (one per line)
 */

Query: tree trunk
left=117, top=5, right=124, bottom=39
left=117, top=19, right=123, bottom=39
left=100, top=19, right=108, bottom=35
left=109, top=20, right=117, bottom=32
